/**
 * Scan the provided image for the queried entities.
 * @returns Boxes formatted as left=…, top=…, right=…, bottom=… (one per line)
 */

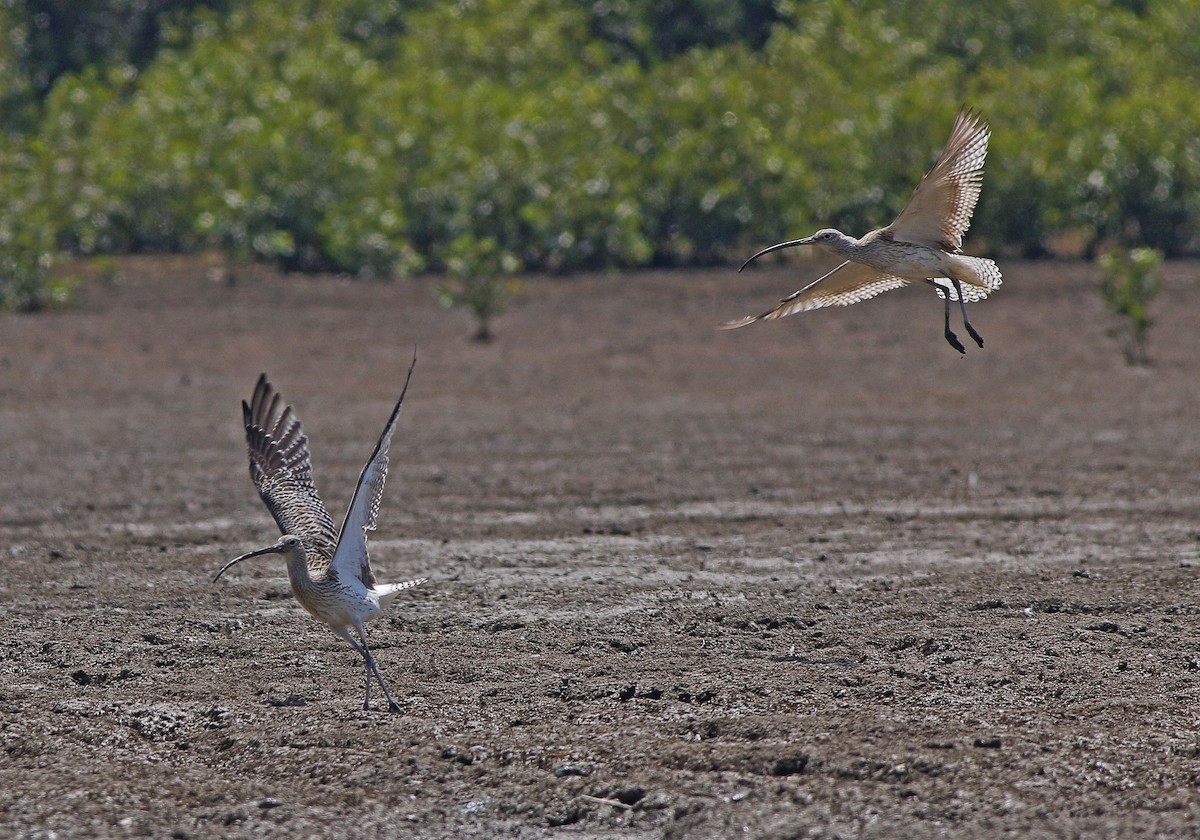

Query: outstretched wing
left=887, top=107, right=990, bottom=252
left=328, top=356, right=418, bottom=588
left=719, top=261, right=910, bottom=329
left=243, top=375, right=340, bottom=560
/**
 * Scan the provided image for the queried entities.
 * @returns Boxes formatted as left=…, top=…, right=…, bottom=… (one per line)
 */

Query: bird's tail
left=377, top=577, right=427, bottom=608
left=935, top=256, right=1003, bottom=302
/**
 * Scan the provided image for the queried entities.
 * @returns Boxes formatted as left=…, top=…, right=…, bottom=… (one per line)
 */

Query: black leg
left=951, top=278, right=985, bottom=348
left=942, top=290, right=965, bottom=354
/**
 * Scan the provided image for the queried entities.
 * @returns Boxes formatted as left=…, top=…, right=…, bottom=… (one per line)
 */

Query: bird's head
left=805, top=229, right=845, bottom=247
left=213, top=534, right=306, bottom=583
left=739, top=229, right=848, bottom=271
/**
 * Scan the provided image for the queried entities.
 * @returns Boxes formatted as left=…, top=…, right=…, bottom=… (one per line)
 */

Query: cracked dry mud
left=2, top=256, right=1198, bottom=838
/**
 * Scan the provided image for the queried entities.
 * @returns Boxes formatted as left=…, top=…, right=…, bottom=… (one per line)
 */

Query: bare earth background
left=1, top=256, right=1198, bottom=838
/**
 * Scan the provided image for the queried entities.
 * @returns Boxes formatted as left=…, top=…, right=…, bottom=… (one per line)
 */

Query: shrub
left=1096, top=247, right=1162, bottom=366
left=0, top=139, right=58, bottom=310
left=435, top=235, right=521, bottom=342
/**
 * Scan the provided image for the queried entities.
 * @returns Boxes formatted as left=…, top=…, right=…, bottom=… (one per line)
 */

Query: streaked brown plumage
left=724, top=107, right=1001, bottom=353
left=214, top=358, right=425, bottom=712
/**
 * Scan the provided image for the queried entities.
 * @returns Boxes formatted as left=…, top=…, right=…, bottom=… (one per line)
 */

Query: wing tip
left=956, top=103, right=988, bottom=127
left=717, top=315, right=761, bottom=330
left=954, top=105, right=991, bottom=150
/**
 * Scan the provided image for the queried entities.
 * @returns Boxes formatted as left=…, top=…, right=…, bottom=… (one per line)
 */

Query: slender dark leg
left=951, top=278, right=985, bottom=348
left=336, top=628, right=374, bottom=710
left=337, top=626, right=402, bottom=712
left=356, top=627, right=402, bottom=713
left=362, top=656, right=372, bottom=708
left=942, top=289, right=966, bottom=354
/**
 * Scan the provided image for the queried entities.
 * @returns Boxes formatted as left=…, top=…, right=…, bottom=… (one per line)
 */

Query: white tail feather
left=934, top=256, right=1003, bottom=301
left=376, top=577, right=427, bottom=608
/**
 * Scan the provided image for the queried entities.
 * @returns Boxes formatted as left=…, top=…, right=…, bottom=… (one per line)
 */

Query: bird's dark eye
left=822, top=232, right=833, bottom=240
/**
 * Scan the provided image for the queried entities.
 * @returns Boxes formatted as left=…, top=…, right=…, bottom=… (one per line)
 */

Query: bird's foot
left=944, top=329, right=966, bottom=354
left=387, top=699, right=402, bottom=714
left=965, top=323, right=984, bottom=348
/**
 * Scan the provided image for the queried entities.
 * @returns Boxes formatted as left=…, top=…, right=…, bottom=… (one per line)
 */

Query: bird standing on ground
left=214, top=359, right=425, bottom=712
left=723, top=107, right=1001, bottom=353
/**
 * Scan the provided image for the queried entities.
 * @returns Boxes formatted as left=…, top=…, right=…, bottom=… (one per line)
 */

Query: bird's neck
left=283, top=550, right=317, bottom=593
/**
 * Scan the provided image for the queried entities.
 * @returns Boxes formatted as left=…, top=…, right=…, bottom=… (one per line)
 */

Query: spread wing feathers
left=887, top=107, right=990, bottom=252
left=329, top=356, right=418, bottom=588
left=244, top=374, right=339, bottom=559
left=719, top=261, right=910, bottom=329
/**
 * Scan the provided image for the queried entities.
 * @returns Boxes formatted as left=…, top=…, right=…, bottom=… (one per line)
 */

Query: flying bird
left=214, top=359, right=425, bottom=712
left=723, top=107, right=1001, bottom=353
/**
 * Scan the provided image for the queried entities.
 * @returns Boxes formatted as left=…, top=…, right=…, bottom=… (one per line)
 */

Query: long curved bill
left=739, top=237, right=816, bottom=272
left=213, top=544, right=284, bottom=583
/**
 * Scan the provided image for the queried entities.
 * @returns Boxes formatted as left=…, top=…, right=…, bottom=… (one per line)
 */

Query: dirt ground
left=1, top=254, right=1198, bottom=838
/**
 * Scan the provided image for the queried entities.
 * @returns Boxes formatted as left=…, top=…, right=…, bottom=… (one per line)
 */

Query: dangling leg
left=939, top=284, right=966, bottom=354
left=950, top=278, right=985, bottom=348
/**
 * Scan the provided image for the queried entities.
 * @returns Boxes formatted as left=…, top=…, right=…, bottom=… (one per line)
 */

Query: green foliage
left=0, top=134, right=58, bottom=309
left=1096, top=247, right=1162, bottom=365
left=3, top=0, right=1200, bottom=311
left=0, top=0, right=232, bottom=132
left=435, top=235, right=521, bottom=342
left=581, top=0, right=780, bottom=63
left=0, top=224, right=56, bottom=311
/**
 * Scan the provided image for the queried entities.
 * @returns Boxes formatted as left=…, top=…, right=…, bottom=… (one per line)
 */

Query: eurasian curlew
left=214, top=359, right=425, bottom=712
left=723, top=107, right=1002, bottom=353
